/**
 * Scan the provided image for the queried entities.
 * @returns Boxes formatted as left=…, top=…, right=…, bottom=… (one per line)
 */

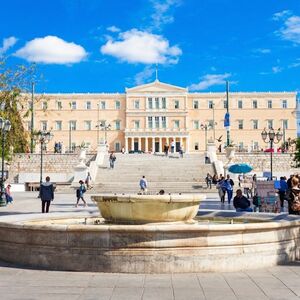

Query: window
left=283, top=119, right=288, bottom=129
left=56, top=101, right=62, bottom=110
left=208, top=101, right=214, bottom=109
left=162, top=97, right=166, bottom=109
left=101, top=101, right=106, bottom=109
left=174, top=120, right=180, bottom=129
left=238, top=120, right=243, bottom=130
left=41, top=101, right=47, bottom=110
left=40, top=121, right=47, bottom=131
left=223, top=100, right=228, bottom=109
left=71, top=101, right=77, bottom=110
left=115, top=142, right=121, bottom=152
left=267, top=120, right=273, bottom=129
left=253, top=120, right=258, bottom=130
left=252, top=100, right=258, bottom=109
left=148, top=98, right=153, bottom=109
left=86, top=101, right=91, bottom=110
left=148, top=116, right=153, bottom=129
left=267, top=100, right=272, bottom=109
left=238, top=100, right=243, bottom=109
left=208, top=120, right=214, bottom=128
left=155, top=116, right=159, bottom=128
left=282, top=100, right=287, bottom=109
left=55, top=121, right=62, bottom=131
left=193, top=120, right=199, bottom=129
left=84, top=121, right=91, bottom=131
left=134, top=120, right=140, bottom=129
left=161, top=116, right=166, bottom=128
left=253, top=142, right=259, bottom=151
left=134, top=100, right=140, bottom=109
left=174, top=100, right=179, bottom=109
left=194, top=143, right=199, bottom=151
left=115, top=100, right=120, bottom=110
left=70, top=120, right=76, bottom=130
left=193, top=100, right=199, bottom=109
left=155, top=97, right=159, bottom=109
left=115, top=120, right=121, bottom=130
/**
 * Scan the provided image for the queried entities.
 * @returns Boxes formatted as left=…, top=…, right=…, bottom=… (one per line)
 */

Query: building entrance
left=176, top=142, right=181, bottom=152
left=155, top=142, right=159, bottom=152
left=134, top=142, right=139, bottom=152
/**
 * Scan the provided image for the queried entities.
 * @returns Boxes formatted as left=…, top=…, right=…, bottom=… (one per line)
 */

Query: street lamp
left=34, top=131, right=53, bottom=187
left=97, top=122, right=111, bottom=144
left=261, top=128, right=283, bottom=180
left=201, top=123, right=212, bottom=151
left=0, top=118, right=11, bottom=207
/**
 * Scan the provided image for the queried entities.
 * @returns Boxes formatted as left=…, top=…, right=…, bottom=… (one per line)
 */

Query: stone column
left=138, top=137, right=141, bottom=151
left=152, top=137, right=155, bottom=153
left=145, top=137, right=148, bottom=153
left=180, top=137, right=183, bottom=147
left=125, top=137, right=128, bottom=153
left=131, top=137, right=134, bottom=152
left=186, top=137, right=190, bottom=153
left=159, top=137, right=162, bottom=153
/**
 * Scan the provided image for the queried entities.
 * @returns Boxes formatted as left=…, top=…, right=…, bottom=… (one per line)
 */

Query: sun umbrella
left=228, top=163, right=253, bottom=174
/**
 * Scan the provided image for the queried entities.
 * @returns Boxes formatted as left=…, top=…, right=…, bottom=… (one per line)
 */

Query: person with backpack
left=40, top=176, right=54, bottom=213
left=109, top=152, right=116, bottom=169
left=75, top=180, right=87, bottom=207
left=223, top=174, right=234, bottom=204
left=286, top=176, right=300, bottom=215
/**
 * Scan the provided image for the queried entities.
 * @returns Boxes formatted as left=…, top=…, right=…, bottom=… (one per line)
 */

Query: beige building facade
left=23, top=80, right=297, bottom=153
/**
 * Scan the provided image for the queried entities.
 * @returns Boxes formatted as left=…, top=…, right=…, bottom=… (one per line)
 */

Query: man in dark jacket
left=40, top=176, right=54, bottom=213
left=233, top=189, right=253, bottom=212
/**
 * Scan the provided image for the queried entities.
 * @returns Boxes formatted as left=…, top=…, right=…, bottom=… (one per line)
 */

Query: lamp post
left=0, top=118, right=11, bottom=207
left=34, top=131, right=53, bottom=186
left=261, top=128, right=283, bottom=180
left=201, top=123, right=212, bottom=151
left=97, top=122, right=111, bottom=144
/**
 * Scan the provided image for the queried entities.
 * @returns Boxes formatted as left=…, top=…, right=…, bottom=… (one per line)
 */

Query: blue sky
left=1, top=0, right=300, bottom=93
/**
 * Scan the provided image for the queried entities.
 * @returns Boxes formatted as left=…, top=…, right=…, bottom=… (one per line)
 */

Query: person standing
left=164, top=143, right=169, bottom=157
left=171, top=140, right=175, bottom=153
left=139, top=176, right=148, bottom=193
left=216, top=176, right=225, bottom=204
left=75, top=180, right=87, bottom=207
left=85, top=172, right=92, bottom=189
left=5, top=184, right=13, bottom=204
left=40, top=176, right=54, bottom=213
left=278, top=176, right=288, bottom=210
left=109, top=152, right=116, bottom=169
left=223, top=174, right=234, bottom=204
left=205, top=173, right=212, bottom=189
left=179, top=146, right=184, bottom=158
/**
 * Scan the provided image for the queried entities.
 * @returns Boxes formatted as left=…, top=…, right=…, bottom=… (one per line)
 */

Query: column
left=145, top=137, right=148, bottom=153
left=159, top=137, right=162, bottom=153
left=186, top=137, right=190, bottom=153
left=180, top=137, right=183, bottom=147
left=131, top=137, right=134, bottom=152
left=138, top=137, right=141, bottom=151
left=125, top=137, right=128, bottom=153
left=152, top=137, right=155, bottom=153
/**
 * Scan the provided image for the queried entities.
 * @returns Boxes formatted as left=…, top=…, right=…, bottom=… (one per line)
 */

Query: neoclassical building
left=23, top=80, right=297, bottom=153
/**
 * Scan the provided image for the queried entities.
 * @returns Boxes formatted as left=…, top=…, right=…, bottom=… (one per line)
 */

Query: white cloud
left=289, top=58, right=300, bottom=68
left=134, top=66, right=155, bottom=85
left=107, top=26, right=120, bottom=33
left=15, top=36, right=87, bottom=64
left=272, top=66, right=282, bottom=73
left=189, top=73, right=231, bottom=91
left=100, top=29, right=182, bottom=64
left=0, top=36, right=18, bottom=55
left=278, top=15, right=300, bottom=44
left=150, top=0, right=181, bottom=30
left=272, top=10, right=292, bottom=21
left=254, top=48, right=271, bottom=54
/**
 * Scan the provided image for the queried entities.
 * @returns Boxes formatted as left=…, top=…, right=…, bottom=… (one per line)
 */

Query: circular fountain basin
left=91, top=194, right=205, bottom=223
left=0, top=211, right=299, bottom=273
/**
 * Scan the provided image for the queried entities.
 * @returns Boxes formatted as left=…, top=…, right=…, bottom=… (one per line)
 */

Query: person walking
left=171, top=140, right=175, bottom=153
left=40, top=176, right=54, bottom=213
left=109, top=152, right=116, bottom=169
left=179, top=146, right=184, bottom=158
left=216, top=176, right=225, bottom=204
left=85, top=172, right=92, bottom=189
left=139, top=176, right=148, bottom=193
left=223, top=174, right=234, bottom=204
left=233, top=189, right=253, bottom=212
left=278, top=176, right=288, bottom=210
left=75, top=180, right=87, bottom=207
left=5, top=184, right=13, bottom=204
left=164, top=143, right=169, bottom=157
left=205, top=173, right=212, bottom=189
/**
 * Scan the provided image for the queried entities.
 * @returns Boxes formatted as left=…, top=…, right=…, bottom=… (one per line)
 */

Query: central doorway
left=134, top=141, right=139, bottom=152
left=155, top=142, right=159, bottom=152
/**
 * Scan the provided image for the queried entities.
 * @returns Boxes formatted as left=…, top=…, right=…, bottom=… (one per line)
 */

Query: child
left=75, top=180, right=87, bottom=207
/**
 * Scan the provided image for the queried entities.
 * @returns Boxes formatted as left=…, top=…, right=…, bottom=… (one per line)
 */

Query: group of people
left=163, top=142, right=184, bottom=158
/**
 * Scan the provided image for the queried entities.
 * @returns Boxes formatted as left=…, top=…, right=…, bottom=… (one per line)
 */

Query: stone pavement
left=0, top=191, right=298, bottom=300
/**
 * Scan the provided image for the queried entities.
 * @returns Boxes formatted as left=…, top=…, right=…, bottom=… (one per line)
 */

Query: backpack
left=291, top=190, right=300, bottom=211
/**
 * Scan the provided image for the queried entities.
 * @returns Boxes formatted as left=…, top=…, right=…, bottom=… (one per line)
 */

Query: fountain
left=0, top=193, right=299, bottom=273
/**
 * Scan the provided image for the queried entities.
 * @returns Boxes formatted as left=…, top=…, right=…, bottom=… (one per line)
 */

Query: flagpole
left=226, top=81, right=230, bottom=146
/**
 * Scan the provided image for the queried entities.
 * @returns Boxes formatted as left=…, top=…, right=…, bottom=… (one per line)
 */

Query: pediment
left=126, top=80, right=187, bottom=93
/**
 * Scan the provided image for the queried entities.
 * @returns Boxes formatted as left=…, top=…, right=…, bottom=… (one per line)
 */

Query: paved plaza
left=0, top=191, right=299, bottom=300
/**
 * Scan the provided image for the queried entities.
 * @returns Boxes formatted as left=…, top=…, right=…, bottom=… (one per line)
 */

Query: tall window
left=71, top=101, right=77, bottom=110
left=101, top=101, right=106, bottom=109
left=148, top=98, right=153, bottom=109
left=252, top=100, right=258, bottom=109
left=70, top=120, right=76, bottom=130
left=238, top=120, right=243, bottom=130
left=174, top=120, right=180, bottom=129
left=134, top=120, right=140, bottom=129
left=162, top=97, right=166, bottom=109
left=282, top=100, right=287, bottom=109
left=115, top=120, right=121, bottom=130
left=155, top=116, right=159, bottom=128
left=283, top=119, right=288, bottom=129
left=148, top=116, right=153, bottom=129
left=41, top=101, right=47, bottom=110
left=252, top=120, right=258, bottom=129
left=55, top=121, right=62, bottom=131
left=193, top=100, right=199, bottom=109
left=134, top=100, right=140, bottom=109
left=161, top=116, right=166, bottom=128
left=41, top=121, right=47, bottom=131
left=84, top=121, right=91, bottom=130
left=155, top=97, right=159, bottom=109
left=56, top=101, right=62, bottom=110
left=115, top=142, right=121, bottom=152
left=174, top=100, right=179, bottom=109
left=208, top=120, right=214, bottom=128
left=208, top=101, right=214, bottom=109
left=267, top=119, right=273, bottom=129
left=238, top=100, right=243, bottom=109
left=115, top=100, right=120, bottom=110
left=85, top=101, right=91, bottom=110
left=267, top=100, right=272, bottom=109
left=193, top=120, right=199, bottom=129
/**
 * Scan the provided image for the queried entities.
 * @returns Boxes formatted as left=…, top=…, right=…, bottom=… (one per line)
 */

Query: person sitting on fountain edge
left=233, top=189, right=253, bottom=212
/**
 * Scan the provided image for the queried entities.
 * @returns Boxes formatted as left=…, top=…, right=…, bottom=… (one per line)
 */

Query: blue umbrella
left=228, top=163, right=253, bottom=174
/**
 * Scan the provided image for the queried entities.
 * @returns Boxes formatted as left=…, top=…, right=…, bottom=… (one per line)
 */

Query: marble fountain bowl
left=91, top=193, right=205, bottom=223
left=0, top=193, right=299, bottom=273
